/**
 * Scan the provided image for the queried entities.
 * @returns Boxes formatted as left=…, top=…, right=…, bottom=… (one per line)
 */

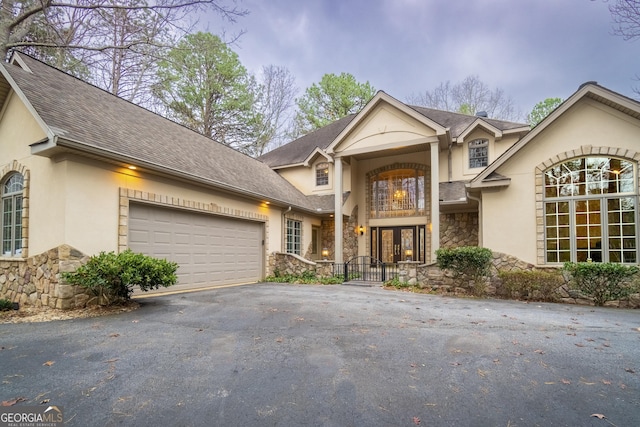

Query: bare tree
left=607, top=0, right=640, bottom=97
left=407, top=75, right=522, bottom=122
left=609, top=0, right=640, bottom=40
left=84, top=0, right=180, bottom=107
left=253, top=65, right=298, bottom=156
left=0, top=0, right=247, bottom=105
left=0, top=1, right=247, bottom=56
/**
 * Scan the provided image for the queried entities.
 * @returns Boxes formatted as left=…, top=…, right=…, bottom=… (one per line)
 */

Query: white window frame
left=316, top=162, right=329, bottom=186
left=286, top=219, right=302, bottom=255
left=1, top=173, right=24, bottom=256
left=468, top=139, right=489, bottom=169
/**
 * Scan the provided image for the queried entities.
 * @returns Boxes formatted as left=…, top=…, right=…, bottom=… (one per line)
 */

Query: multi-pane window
left=370, top=168, right=425, bottom=218
left=286, top=219, right=301, bottom=255
left=316, top=162, right=329, bottom=186
left=544, top=157, right=637, bottom=263
left=469, top=139, right=489, bottom=168
left=2, top=173, right=23, bottom=256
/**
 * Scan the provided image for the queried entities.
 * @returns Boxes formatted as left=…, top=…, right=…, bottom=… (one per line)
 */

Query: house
left=261, top=82, right=640, bottom=268
left=0, top=52, right=638, bottom=308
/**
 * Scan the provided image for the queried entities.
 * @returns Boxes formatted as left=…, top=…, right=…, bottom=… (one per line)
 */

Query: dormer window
left=316, top=162, right=329, bottom=186
left=469, top=139, right=489, bottom=168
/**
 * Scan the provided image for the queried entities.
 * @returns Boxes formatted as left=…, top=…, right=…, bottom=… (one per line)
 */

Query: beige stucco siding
left=276, top=159, right=350, bottom=196
left=0, top=92, right=63, bottom=257
left=336, top=105, right=437, bottom=155
left=56, top=157, right=280, bottom=257
left=448, top=130, right=521, bottom=182
left=0, top=92, right=46, bottom=160
left=481, top=98, right=640, bottom=264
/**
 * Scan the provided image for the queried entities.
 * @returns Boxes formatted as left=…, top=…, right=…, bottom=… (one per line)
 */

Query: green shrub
left=62, top=250, right=178, bottom=304
left=384, top=277, right=411, bottom=289
left=563, top=262, right=638, bottom=306
left=0, top=298, right=13, bottom=311
left=265, top=270, right=342, bottom=285
left=436, top=246, right=493, bottom=296
left=497, top=270, right=563, bottom=302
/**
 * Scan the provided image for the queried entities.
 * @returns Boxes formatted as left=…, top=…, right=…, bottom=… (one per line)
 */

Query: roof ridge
left=9, top=51, right=260, bottom=162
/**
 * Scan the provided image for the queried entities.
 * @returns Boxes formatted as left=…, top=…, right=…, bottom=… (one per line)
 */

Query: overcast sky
left=203, top=0, right=639, bottom=119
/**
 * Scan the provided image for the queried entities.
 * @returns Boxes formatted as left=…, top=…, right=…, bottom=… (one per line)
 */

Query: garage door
left=128, top=203, right=263, bottom=293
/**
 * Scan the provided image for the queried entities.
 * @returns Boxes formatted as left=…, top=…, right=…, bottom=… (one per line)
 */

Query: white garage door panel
left=129, top=203, right=263, bottom=293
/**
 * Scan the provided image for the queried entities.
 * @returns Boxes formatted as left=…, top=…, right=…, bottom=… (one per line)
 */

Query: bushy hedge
left=436, top=246, right=493, bottom=296
left=563, top=262, right=638, bottom=306
left=62, top=250, right=178, bottom=304
left=265, top=270, right=343, bottom=285
left=496, top=270, right=563, bottom=302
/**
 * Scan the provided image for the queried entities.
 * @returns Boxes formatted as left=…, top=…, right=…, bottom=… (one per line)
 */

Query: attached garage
left=128, top=203, right=264, bottom=293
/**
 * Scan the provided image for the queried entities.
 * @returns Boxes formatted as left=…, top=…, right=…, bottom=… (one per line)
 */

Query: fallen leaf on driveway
left=561, top=378, right=571, bottom=384
left=43, top=361, right=55, bottom=366
left=109, top=333, right=120, bottom=338
left=575, top=343, right=585, bottom=347
left=624, top=368, right=635, bottom=374
left=591, top=413, right=606, bottom=419
left=601, top=379, right=611, bottom=385
left=412, top=416, right=421, bottom=425
left=2, top=397, right=26, bottom=406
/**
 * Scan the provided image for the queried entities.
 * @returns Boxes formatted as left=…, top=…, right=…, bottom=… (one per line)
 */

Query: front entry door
left=380, top=227, right=415, bottom=263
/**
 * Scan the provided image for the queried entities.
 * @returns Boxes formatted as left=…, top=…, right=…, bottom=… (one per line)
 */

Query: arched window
left=370, top=168, right=425, bottom=218
left=1, top=173, right=23, bottom=256
left=544, top=157, right=637, bottom=263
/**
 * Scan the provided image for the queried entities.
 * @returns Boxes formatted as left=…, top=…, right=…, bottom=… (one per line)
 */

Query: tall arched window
left=370, top=168, right=425, bottom=218
left=2, top=173, right=23, bottom=256
left=544, top=157, right=637, bottom=263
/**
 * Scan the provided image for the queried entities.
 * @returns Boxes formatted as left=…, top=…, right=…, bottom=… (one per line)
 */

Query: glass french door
left=372, top=226, right=425, bottom=263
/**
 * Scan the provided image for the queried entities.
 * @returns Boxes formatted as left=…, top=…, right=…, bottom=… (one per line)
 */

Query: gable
left=470, top=82, right=640, bottom=189
left=332, top=103, right=439, bottom=156
left=0, top=89, right=47, bottom=160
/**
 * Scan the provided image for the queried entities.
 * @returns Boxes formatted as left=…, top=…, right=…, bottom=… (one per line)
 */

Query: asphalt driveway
left=1, top=283, right=639, bottom=426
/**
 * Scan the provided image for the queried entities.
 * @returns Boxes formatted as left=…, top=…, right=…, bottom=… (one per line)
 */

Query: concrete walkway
left=1, top=283, right=639, bottom=426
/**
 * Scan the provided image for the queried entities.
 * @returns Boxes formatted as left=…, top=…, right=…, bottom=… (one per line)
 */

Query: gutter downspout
left=447, top=141, right=453, bottom=182
left=466, top=191, right=482, bottom=247
left=281, top=206, right=292, bottom=252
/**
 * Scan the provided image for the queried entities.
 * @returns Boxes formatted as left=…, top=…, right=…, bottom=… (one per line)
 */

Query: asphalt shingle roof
left=259, top=103, right=527, bottom=168
left=2, top=53, right=313, bottom=210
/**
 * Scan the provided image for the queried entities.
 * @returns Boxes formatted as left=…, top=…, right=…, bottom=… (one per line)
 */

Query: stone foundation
left=269, top=251, right=639, bottom=309
left=0, top=245, right=97, bottom=310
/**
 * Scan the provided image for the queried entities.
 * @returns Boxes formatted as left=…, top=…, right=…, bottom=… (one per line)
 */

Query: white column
left=430, top=142, right=440, bottom=262
left=334, top=157, right=343, bottom=263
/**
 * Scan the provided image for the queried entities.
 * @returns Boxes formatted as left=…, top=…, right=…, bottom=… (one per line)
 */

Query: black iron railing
left=332, top=256, right=399, bottom=283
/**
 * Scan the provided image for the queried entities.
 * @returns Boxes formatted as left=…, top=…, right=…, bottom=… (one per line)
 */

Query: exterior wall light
left=322, top=248, right=329, bottom=260
left=358, top=225, right=364, bottom=235
left=405, top=249, right=413, bottom=261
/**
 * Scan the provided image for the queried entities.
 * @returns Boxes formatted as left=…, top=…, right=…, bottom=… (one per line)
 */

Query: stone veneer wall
left=440, top=212, right=478, bottom=248
left=317, top=205, right=359, bottom=262
left=414, top=252, right=640, bottom=308
left=0, top=245, right=96, bottom=310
